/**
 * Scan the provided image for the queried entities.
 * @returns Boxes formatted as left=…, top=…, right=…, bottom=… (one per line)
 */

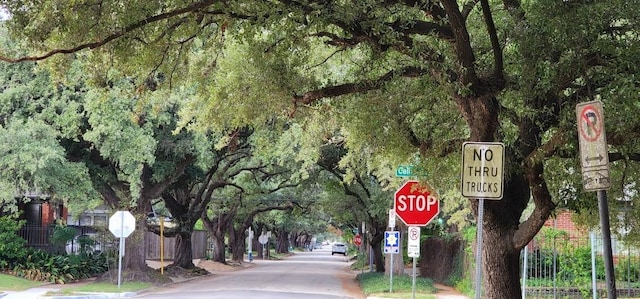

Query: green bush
left=0, top=217, right=28, bottom=269
left=0, top=216, right=108, bottom=283
left=10, top=246, right=109, bottom=283
left=616, top=256, right=640, bottom=283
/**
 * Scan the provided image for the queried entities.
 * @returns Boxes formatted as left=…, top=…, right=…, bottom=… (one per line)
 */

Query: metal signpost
left=461, top=142, right=504, bottom=299
left=247, top=227, right=254, bottom=262
left=387, top=209, right=397, bottom=292
left=258, top=233, right=269, bottom=259
left=407, top=226, right=421, bottom=299
left=384, top=230, right=400, bottom=292
left=394, top=180, right=439, bottom=299
left=576, top=100, right=616, bottom=298
left=108, top=211, right=136, bottom=289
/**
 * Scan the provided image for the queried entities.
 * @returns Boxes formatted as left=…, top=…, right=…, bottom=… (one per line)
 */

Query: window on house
left=94, top=215, right=107, bottom=226
left=79, top=215, right=92, bottom=226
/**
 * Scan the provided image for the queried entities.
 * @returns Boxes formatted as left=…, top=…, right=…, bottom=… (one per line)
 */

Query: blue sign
left=384, top=231, right=400, bottom=254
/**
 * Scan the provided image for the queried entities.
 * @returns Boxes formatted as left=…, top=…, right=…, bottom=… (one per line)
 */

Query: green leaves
left=0, top=118, right=94, bottom=204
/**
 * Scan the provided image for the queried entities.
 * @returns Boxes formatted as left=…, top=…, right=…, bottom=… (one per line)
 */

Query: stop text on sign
left=396, top=194, right=438, bottom=212
left=461, top=142, right=505, bottom=199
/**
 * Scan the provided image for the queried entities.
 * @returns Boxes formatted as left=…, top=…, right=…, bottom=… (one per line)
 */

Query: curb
left=48, top=291, right=138, bottom=299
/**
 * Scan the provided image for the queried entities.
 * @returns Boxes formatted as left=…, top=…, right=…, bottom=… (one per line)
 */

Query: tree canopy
left=2, top=1, right=640, bottom=297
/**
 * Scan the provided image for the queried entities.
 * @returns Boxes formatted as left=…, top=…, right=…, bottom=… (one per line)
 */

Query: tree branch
left=291, top=67, right=426, bottom=107
left=0, top=0, right=219, bottom=63
left=480, top=0, right=504, bottom=82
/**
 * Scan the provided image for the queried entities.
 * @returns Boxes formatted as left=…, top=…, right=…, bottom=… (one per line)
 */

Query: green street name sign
left=396, top=165, right=414, bottom=177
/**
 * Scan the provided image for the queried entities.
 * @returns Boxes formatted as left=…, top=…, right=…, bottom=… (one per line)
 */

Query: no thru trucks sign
left=461, top=142, right=505, bottom=199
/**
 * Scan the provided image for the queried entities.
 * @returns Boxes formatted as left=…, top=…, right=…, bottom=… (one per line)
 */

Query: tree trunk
left=229, top=227, right=246, bottom=262
left=476, top=169, right=540, bottom=298
left=172, top=230, right=195, bottom=269
left=121, top=216, right=152, bottom=280
left=201, top=212, right=236, bottom=264
left=370, top=232, right=385, bottom=272
left=290, top=232, right=299, bottom=248
left=210, top=233, right=226, bottom=263
left=276, top=229, right=289, bottom=253
left=482, top=226, right=521, bottom=299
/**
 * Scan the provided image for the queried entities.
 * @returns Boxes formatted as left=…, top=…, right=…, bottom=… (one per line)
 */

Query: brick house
left=543, top=209, right=587, bottom=241
left=15, top=193, right=68, bottom=251
left=535, top=208, right=625, bottom=257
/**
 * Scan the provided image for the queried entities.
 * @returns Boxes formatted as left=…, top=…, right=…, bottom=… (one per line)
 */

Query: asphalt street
left=137, top=247, right=360, bottom=299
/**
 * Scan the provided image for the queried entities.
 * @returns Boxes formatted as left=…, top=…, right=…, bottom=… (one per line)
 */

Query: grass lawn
left=0, top=274, right=47, bottom=291
left=63, top=281, right=150, bottom=293
left=43, top=281, right=151, bottom=296
left=358, top=272, right=438, bottom=299
left=0, top=273, right=150, bottom=295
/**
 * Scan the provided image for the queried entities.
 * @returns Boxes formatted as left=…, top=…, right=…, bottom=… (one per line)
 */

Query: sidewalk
left=0, top=258, right=243, bottom=299
left=434, top=283, right=470, bottom=299
left=0, top=278, right=136, bottom=299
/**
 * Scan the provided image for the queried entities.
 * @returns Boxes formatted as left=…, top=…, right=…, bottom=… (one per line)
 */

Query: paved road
left=136, top=247, right=364, bottom=299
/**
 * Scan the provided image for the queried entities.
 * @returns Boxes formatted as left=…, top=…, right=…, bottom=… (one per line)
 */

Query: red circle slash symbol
left=579, top=105, right=602, bottom=142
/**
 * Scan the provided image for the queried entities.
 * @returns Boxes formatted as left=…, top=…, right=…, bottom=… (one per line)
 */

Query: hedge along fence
left=521, top=227, right=640, bottom=298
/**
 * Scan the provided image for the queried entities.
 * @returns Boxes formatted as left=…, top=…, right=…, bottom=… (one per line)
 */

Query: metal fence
left=17, top=224, right=56, bottom=251
left=522, top=231, right=640, bottom=298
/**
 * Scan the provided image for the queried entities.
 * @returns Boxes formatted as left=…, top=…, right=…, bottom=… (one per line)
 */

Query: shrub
left=11, top=247, right=109, bottom=283
left=0, top=216, right=108, bottom=283
left=0, top=217, right=28, bottom=269
left=616, top=256, right=640, bottom=283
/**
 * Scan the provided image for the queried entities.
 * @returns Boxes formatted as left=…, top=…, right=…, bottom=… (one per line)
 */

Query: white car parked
left=331, top=242, right=347, bottom=255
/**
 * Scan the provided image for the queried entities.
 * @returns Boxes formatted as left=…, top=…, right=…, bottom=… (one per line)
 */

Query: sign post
left=247, top=227, right=254, bottom=262
left=108, top=211, right=136, bottom=289
left=576, top=100, right=616, bottom=298
left=258, top=233, right=269, bottom=259
left=408, top=226, right=421, bottom=299
left=461, top=142, right=504, bottom=299
left=386, top=209, right=398, bottom=293
left=394, top=181, right=439, bottom=299
left=384, top=230, right=400, bottom=292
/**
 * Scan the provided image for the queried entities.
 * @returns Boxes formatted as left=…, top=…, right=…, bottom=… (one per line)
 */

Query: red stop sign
left=354, top=234, right=362, bottom=246
left=394, top=180, right=439, bottom=226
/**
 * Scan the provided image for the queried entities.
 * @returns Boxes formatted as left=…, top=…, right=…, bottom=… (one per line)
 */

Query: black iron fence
left=522, top=230, right=640, bottom=298
left=17, top=224, right=55, bottom=251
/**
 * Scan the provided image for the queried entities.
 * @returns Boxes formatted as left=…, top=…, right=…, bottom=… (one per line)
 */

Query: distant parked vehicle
left=331, top=243, right=347, bottom=255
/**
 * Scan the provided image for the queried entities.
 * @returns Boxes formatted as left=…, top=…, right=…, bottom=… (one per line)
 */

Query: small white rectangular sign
left=407, top=226, right=420, bottom=258
left=388, top=209, right=396, bottom=228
